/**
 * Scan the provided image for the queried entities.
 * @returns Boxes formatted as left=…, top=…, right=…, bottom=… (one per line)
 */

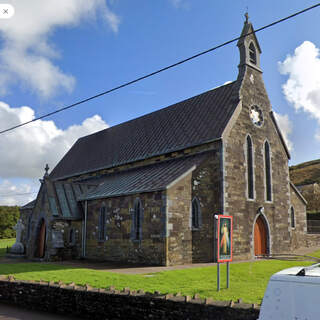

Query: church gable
left=222, top=17, right=294, bottom=258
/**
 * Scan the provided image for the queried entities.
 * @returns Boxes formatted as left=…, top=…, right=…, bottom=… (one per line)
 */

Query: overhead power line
left=1, top=2, right=320, bottom=135
left=0, top=191, right=38, bottom=197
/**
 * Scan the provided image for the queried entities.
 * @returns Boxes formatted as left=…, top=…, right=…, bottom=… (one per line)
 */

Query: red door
left=254, top=216, right=267, bottom=255
left=38, top=220, right=46, bottom=258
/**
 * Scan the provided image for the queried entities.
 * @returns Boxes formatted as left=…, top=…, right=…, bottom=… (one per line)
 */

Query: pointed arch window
left=69, top=228, right=75, bottom=245
left=291, top=207, right=295, bottom=229
left=191, top=197, right=202, bottom=229
left=247, top=135, right=254, bottom=199
left=249, top=42, right=257, bottom=65
left=98, top=205, right=106, bottom=241
left=132, top=198, right=143, bottom=240
left=264, top=141, right=272, bottom=201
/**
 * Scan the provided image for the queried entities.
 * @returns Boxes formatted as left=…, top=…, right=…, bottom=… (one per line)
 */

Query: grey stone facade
left=20, top=18, right=317, bottom=265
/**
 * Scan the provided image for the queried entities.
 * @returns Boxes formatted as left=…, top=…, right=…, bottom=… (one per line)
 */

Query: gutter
left=82, top=200, right=88, bottom=258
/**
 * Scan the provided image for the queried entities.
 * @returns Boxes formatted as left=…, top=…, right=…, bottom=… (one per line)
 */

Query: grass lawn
left=1, top=251, right=320, bottom=304
left=0, top=238, right=15, bottom=257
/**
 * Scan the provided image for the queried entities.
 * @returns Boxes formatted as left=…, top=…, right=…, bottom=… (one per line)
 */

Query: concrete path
left=49, top=245, right=320, bottom=274
left=0, top=304, right=77, bottom=320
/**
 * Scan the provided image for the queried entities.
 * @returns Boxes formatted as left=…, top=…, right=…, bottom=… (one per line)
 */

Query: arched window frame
left=249, top=42, right=257, bottom=65
left=131, top=198, right=143, bottom=241
left=69, top=228, right=76, bottom=245
left=191, top=197, right=202, bottom=230
left=246, top=135, right=255, bottom=200
left=98, top=205, right=106, bottom=242
left=290, top=206, right=295, bottom=229
left=264, top=140, right=272, bottom=202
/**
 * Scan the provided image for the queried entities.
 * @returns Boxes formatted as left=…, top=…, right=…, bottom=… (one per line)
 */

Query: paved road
left=0, top=304, right=78, bottom=320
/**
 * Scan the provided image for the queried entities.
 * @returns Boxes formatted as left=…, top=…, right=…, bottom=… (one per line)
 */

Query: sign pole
left=227, top=261, right=230, bottom=289
left=217, top=262, right=220, bottom=291
left=216, top=214, right=233, bottom=291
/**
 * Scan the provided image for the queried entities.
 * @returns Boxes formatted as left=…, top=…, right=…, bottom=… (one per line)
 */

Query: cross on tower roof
left=245, top=12, right=249, bottom=23
left=44, top=163, right=49, bottom=177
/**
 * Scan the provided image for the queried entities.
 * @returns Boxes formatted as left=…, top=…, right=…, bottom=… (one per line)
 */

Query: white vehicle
left=258, top=263, right=320, bottom=320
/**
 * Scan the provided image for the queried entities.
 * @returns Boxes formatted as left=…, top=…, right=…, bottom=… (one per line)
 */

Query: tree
left=0, top=206, right=20, bottom=239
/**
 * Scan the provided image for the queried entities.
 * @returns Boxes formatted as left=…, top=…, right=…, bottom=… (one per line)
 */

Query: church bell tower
left=237, top=13, right=262, bottom=79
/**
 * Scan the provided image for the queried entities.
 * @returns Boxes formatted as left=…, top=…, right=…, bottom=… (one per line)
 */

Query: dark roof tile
left=78, top=153, right=208, bottom=201
left=50, top=81, right=239, bottom=179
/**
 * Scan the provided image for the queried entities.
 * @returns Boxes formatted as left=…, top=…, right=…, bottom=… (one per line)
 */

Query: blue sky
left=0, top=0, right=320, bottom=205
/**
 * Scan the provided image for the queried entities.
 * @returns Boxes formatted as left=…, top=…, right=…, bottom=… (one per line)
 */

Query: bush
left=0, top=206, right=19, bottom=239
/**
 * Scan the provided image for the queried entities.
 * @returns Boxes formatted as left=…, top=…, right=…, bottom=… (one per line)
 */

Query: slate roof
left=78, top=153, right=208, bottom=201
left=290, top=182, right=307, bottom=205
left=50, top=81, right=240, bottom=180
left=46, top=180, right=96, bottom=219
left=20, top=199, right=36, bottom=211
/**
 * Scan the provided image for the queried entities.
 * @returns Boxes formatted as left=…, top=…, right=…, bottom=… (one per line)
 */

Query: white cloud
left=0, top=179, right=37, bottom=206
left=170, top=0, right=183, bottom=6
left=279, top=41, right=320, bottom=142
left=0, top=0, right=120, bottom=98
left=0, top=101, right=109, bottom=179
left=169, top=0, right=187, bottom=8
left=273, top=112, right=293, bottom=152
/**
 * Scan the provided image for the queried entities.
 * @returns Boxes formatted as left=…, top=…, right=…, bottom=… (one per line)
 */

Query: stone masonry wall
left=191, top=148, right=222, bottom=263
left=0, top=278, right=259, bottom=320
left=289, top=186, right=308, bottom=250
left=166, top=149, right=222, bottom=265
left=290, top=185, right=320, bottom=248
left=85, top=191, right=166, bottom=265
left=19, top=181, right=83, bottom=261
left=224, top=62, right=292, bottom=258
left=166, top=170, right=193, bottom=265
left=21, top=182, right=53, bottom=260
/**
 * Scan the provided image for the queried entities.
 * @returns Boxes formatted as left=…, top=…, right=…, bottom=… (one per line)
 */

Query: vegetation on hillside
left=290, top=158, right=320, bottom=186
left=0, top=206, right=19, bottom=239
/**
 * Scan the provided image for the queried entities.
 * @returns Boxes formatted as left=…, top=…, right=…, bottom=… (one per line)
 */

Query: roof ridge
left=78, top=80, right=237, bottom=141
left=50, top=80, right=240, bottom=180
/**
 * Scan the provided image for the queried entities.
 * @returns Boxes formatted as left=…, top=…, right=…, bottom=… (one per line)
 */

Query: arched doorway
left=254, top=215, right=267, bottom=255
left=36, top=219, right=46, bottom=258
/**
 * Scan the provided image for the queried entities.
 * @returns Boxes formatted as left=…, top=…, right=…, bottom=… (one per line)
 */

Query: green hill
left=290, top=159, right=320, bottom=186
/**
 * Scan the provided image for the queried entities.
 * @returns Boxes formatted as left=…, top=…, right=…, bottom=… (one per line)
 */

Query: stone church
left=20, top=17, right=316, bottom=265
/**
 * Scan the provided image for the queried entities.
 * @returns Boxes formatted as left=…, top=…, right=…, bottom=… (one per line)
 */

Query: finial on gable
left=44, top=163, right=49, bottom=177
left=245, top=12, right=249, bottom=24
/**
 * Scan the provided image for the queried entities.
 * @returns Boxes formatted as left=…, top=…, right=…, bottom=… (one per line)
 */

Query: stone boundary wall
left=0, top=276, right=260, bottom=320
left=304, top=233, right=320, bottom=247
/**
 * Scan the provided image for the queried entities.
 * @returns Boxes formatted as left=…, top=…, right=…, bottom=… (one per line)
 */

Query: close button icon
left=0, top=4, right=14, bottom=19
